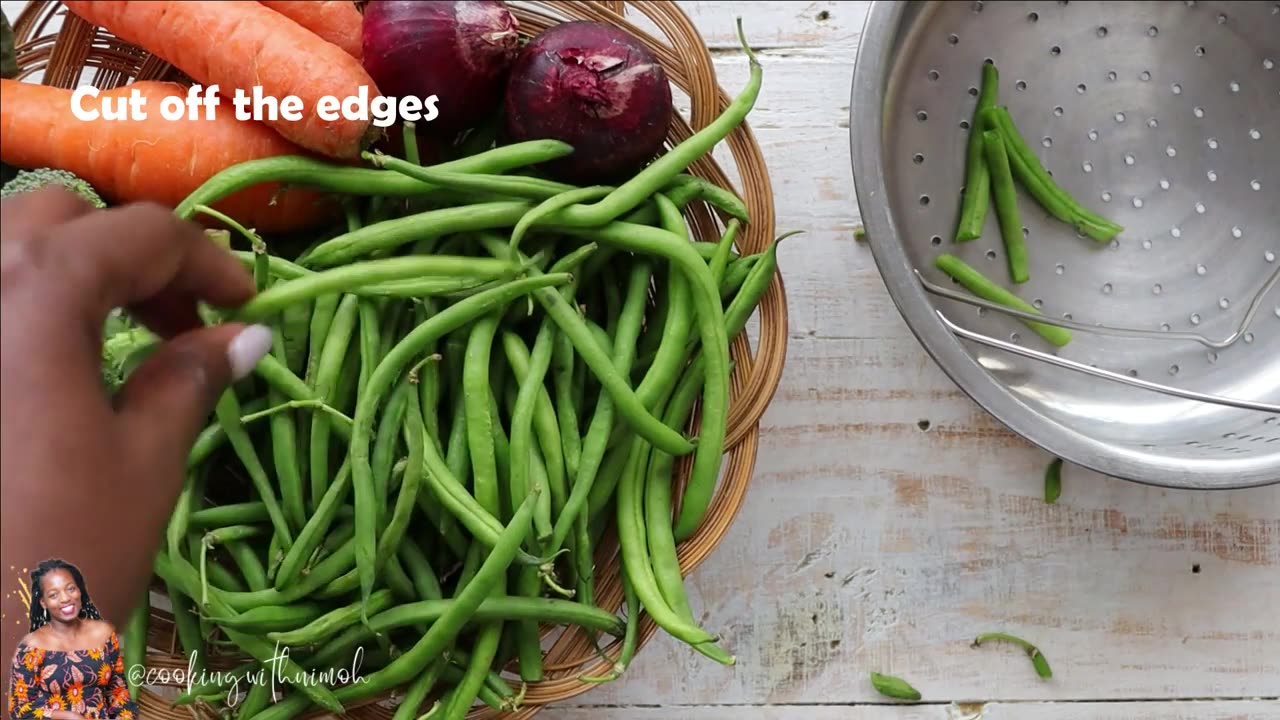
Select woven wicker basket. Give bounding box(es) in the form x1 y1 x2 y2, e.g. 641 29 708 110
10 1 788 717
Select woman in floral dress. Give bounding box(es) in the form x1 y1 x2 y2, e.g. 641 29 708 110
7 560 138 719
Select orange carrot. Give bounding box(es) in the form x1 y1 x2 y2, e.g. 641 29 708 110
0 79 327 233
258 1 364 61
62 0 381 160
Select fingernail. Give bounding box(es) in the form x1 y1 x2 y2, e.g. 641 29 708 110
227 325 273 381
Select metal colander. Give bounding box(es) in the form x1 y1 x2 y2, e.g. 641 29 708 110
850 0 1279 488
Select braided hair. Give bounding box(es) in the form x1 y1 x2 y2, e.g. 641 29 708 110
28 559 103 632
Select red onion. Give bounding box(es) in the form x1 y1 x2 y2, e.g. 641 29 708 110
362 0 520 137
504 21 673 184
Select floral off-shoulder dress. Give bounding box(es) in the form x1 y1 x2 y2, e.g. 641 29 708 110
8 632 139 719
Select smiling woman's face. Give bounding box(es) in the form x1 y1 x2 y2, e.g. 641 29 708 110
39 569 83 623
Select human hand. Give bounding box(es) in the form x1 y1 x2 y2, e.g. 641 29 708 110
0 188 272 689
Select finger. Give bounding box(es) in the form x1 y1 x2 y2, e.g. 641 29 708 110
0 186 97 240
128 288 205 340
114 323 273 468
52 202 256 324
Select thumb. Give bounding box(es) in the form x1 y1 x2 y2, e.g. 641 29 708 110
115 323 274 464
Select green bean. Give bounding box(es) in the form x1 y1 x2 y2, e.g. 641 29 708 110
985 106 1122 241
502 327 567 523
579 575 640 683
465 315 503 519
244 490 539 720
616 435 732 662
587 426 641 520
983 131 1029 284
205 601 327 633
369 151 574 198
386 554 419 602
309 294 360 509
663 174 751 225
720 255 759 301
371 379 410 513
552 329 583 481
511 185 613 257
187 397 267 469
417 299 444 442
723 235 788 340
398 534 443 601
354 278 571 595
707 219 741 286
935 254 1072 347
175 140 574 219
236 681 273 720
153 551 345 714
514 21 762 232
441 614 502 719
391 659 447 720
275 457 353 591
374 387 426 580
254 355 354 440
212 390 293 546
634 194 695 412
956 60 1001 242
266 325 306 533
121 591 147 700
870 671 924 701
225 539 269 592
972 632 1053 679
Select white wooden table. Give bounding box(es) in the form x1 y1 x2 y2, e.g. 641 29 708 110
3 1 1276 718
545 2 1280 718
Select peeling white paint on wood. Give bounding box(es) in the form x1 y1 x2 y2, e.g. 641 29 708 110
551 701 1280 719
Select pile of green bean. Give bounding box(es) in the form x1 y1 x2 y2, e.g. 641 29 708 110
141 20 780 720
943 60 1124 347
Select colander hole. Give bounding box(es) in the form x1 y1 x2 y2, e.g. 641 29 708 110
1106 70 1117 81
916 110 928 122
1225 432 1236 439
1102 282 1113 295
1115 112 1126 123
1185 0 1196 6
1160 178 1171 190
1244 332 1255 344
1195 202 1206 214
973 1 984 12
1265 59 1275 70
1166 145 1177 157
1042 136 1053 148
1191 313 1201 325
1088 129 1099 141
1014 80 1027 92
977 307 987 316
1033 298 1044 309
1219 297 1230 310
1054 106 1064 117
1229 80 1240 93
1102 191 1113 202
1097 26 1109 38
1207 137 1219 149
1148 26 1160 37
913 153 925 164
1022 226 1030 238
985 249 997 260
1076 83 1087 94
928 69 940 81
1207 170 1218 182
919 194 931 206
1161 322 1171 331
1153 283 1163 294
1250 129 1262 140
1051 45 1062 57
1028 11 1039 22
1266 418 1277 425
948 34 960 45
1194 106 1205 118
1171 82 1181 94
1143 239 1153 249
930 235 942 246
960 120 971 130
1111 239 1121 250
1217 12 1228 23
1055 263 1065 275
968 86 979 97
1232 226 1244 238
1124 152 1136 165
1147 117 1159 129
1196 263 1207 275
1251 179 1263 191
1140 70 1152 81
1128 369 1139 378
1010 332 1021 343
1194 45 1206 57
1082 161 1094 173
1063 312 1073 320
1132 196 1144 208
1265 251 1276 263
1207 350 1218 363
1169 365 1179 376
1171 226 1182 238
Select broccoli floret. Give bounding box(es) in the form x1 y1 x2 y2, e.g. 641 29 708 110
1 168 106 208
102 315 157 393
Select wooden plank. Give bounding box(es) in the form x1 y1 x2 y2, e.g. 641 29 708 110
548 700 1280 720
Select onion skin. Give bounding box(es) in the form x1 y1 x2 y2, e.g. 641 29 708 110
504 21 674 184
362 0 520 137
